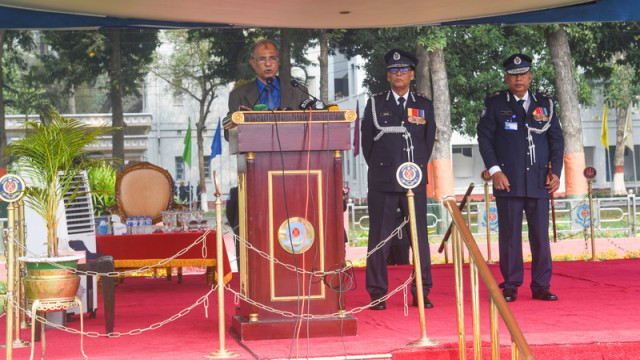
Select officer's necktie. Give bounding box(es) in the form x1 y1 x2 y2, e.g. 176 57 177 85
397 97 405 111
265 84 277 109
517 99 525 111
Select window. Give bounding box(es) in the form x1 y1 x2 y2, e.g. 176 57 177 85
203 156 211 179
175 157 185 180
452 146 473 178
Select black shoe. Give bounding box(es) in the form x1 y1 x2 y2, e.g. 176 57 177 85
502 288 517 302
370 295 386 310
412 296 434 308
532 289 558 301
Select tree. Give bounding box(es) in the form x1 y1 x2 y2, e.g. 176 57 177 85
545 24 588 198
569 22 640 194
42 29 159 167
0 30 35 169
153 30 228 197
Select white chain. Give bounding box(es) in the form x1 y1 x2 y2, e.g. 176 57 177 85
228 218 409 277
6 285 216 337
5 229 213 278
224 273 414 319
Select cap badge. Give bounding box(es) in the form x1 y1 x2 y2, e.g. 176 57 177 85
393 52 401 60
514 56 521 65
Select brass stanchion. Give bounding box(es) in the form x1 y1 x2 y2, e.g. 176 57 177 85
584 167 597 261
406 189 440 347
12 200 29 347
452 228 466 359
489 298 499 358
481 170 493 263
206 172 239 359
470 256 481 360
5 202 16 360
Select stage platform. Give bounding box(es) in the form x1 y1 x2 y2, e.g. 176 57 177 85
2 255 639 359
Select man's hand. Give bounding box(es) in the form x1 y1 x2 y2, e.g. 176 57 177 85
546 173 560 193
492 171 510 192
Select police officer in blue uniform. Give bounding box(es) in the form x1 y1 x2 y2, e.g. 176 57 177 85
361 49 436 310
477 54 564 302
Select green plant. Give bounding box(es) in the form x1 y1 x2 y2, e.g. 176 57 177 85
87 161 117 217
6 112 113 257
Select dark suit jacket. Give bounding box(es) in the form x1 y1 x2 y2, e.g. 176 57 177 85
361 90 436 193
477 90 564 199
224 76 309 122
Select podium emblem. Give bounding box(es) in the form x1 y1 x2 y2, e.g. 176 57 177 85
396 162 422 189
277 217 315 254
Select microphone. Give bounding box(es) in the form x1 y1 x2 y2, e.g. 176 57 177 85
252 77 274 109
290 79 327 110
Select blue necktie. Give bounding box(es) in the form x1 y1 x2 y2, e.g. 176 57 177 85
265 84 277 109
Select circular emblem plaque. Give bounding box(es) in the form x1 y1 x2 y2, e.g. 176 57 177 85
0 174 26 203
583 166 597 180
278 217 315 255
396 162 422 189
481 169 492 182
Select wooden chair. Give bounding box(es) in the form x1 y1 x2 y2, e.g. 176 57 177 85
112 162 182 224
111 162 183 281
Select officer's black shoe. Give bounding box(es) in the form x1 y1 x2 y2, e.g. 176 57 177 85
532 289 558 301
370 295 386 310
412 296 434 308
502 288 517 302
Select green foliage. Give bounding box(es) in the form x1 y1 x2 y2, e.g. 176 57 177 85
5 112 113 257
41 29 159 98
87 162 116 217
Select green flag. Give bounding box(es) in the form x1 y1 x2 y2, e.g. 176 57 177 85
183 118 192 168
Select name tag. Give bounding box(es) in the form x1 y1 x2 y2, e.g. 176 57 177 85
505 121 518 131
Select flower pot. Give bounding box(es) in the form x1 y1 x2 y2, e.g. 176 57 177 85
18 255 82 309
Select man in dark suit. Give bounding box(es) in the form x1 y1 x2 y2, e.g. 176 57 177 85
223 39 310 257
224 38 309 123
477 54 564 303
361 49 436 310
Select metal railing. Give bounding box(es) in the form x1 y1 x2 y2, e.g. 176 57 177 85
444 196 534 360
347 194 640 247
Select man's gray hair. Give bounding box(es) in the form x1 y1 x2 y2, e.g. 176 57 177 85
250 39 278 59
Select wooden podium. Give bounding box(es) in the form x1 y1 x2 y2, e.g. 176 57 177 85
228 110 358 340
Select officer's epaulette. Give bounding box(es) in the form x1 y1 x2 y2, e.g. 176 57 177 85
374 91 386 97
413 92 430 100
538 92 554 99
488 90 503 98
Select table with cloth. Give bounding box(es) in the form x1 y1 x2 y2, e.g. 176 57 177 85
96 230 232 285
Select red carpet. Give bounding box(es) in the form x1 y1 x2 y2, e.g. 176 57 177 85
2 259 640 359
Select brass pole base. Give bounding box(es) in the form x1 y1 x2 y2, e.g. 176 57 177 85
407 337 441 347
10 339 30 348
204 350 241 358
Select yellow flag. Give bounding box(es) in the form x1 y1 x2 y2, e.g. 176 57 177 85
601 103 609 150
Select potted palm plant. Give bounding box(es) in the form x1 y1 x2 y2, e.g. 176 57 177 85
5 112 113 303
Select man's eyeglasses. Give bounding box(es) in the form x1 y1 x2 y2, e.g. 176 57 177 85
389 67 410 74
256 56 278 64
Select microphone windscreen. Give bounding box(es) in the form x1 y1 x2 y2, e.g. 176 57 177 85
290 79 299 87
266 77 274 85
254 104 268 111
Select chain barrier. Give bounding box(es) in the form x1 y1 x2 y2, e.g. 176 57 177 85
5 285 216 338
224 273 414 320
5 229 212 278
1 217 417 339
226 219 409 277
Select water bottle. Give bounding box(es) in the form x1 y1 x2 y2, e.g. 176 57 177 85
98 218 108 235
146 216 152 234
132 216 139 235
126 216 133 235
